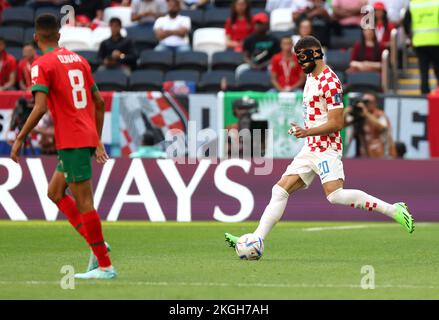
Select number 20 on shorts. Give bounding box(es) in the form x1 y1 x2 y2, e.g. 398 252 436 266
318 161 330 176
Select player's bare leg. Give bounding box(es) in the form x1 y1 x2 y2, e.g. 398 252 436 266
68 179 117 279
225 175 306 247
323 179 414 233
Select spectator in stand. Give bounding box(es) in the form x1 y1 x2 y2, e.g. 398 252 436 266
332 0 367 27
0 38 17 91
225 0 254 53
153 0 191 53
98 17 137 74
292 18 312 44
131 0 167 30
348 28 383 73
292 0 331 24
373 2 395 48
293 0 332 46
236 13 280 77
369 0 409 25
72 0 106 29
18 43 38 92
270 36 305 92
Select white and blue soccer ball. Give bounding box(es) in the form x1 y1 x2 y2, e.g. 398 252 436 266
235 233 264 260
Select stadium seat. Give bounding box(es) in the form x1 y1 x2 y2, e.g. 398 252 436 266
35 7 62 20
138 50 174 72
213 0 233 8
59 26 92 51
7 47 23 61
193 28 226 57
180 9 204 29
272 30 295 41
23 28 35 44
237 70 272 91
129 70 164 91
75 50 100 71
345 72 382 92
198 70 236 92
334 71 346 84
251 0 268 9
211 51 244 71
165 70 200 83
270 8 294 31
127 27 158 52
326 49 351 72
204 8 230 28
103 7 134 27
174 51 208 72
93 69 128 91
331 27 362 50
91 27 127 51
0 26 24 47
1 6 34 28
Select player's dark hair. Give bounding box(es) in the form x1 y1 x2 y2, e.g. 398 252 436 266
35 14 60 42
294 35 322 52
281 36 293 42
109 17 122 27
0 37 5 44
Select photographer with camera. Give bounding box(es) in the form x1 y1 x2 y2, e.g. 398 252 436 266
345 92 396 158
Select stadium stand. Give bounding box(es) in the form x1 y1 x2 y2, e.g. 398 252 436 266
0 26 24 47
211 51 244 71
198 70 236 92
237 69 271 91
180 9 204 30
126 27 158 52
345 72 382 92
59 26 92 51
326 49 351 72
174 51 208 72
103 7 134 28
76 50 100 71
165 69 201 83
330 27 362 50
192 28 226 57
270 8 294 31
1 6 34 28
204 8 230 28
138 50 174 72
93 69 129 91
6 46 22 61
128 70 164 91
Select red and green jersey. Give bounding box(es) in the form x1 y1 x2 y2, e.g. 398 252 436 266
31 47 99 150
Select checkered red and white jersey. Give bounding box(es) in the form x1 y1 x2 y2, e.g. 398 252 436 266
302 66 344 153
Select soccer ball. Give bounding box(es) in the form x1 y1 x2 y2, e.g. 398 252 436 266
235 234 264 260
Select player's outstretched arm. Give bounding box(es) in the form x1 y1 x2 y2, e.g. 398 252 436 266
10 92 48 163
290 108 344 139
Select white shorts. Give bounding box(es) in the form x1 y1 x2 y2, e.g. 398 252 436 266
282 147 345 188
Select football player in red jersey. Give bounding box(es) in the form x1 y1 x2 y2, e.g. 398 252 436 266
10 14 116 279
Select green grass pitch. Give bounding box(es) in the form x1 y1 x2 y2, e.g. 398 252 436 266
0 221 438 299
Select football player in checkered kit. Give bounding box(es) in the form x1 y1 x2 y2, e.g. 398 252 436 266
225 36 414 248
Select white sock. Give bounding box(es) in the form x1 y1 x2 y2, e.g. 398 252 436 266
327 188 397 219
254 185 290 239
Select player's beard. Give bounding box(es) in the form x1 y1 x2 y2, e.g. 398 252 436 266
302 61 316 74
